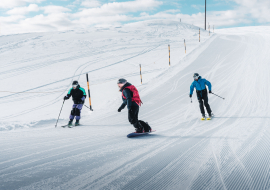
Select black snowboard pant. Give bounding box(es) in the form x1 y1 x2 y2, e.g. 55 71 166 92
128 104 141 129
197 89 212 115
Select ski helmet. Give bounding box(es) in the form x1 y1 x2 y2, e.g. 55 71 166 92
72 80 79 87
117 78 127 84
193 73 199 79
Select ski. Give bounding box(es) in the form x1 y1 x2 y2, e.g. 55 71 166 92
201 117 206 120
61 125 74 128
127 130 156 138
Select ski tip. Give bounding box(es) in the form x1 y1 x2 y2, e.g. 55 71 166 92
201 118 206 120
207 118 211 120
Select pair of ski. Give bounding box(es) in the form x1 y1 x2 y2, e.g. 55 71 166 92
61 124 80 128
201 116 213 120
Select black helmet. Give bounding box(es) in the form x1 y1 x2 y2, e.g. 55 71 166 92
117 78 127 84
72 80 79 86
193 73 199 79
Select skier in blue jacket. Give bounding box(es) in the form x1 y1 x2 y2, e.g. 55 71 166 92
189 73 213 118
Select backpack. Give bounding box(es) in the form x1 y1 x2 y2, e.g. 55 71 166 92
122 85 142 106
139 120 151 132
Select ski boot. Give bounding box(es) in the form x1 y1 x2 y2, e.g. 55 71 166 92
68 120 73 128
207 112 214 120
75 120 80 126
201 114 206 120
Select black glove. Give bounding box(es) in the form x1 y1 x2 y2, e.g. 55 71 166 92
118 108 122 112
209 91 212 93
189 94 192 98
64 96 69 100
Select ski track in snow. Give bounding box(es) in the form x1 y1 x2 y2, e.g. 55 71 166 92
1 21 270 189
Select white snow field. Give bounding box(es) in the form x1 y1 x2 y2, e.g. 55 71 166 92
1 20 270 189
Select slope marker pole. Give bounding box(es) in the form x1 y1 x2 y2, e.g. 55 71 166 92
199 28 200 42
168 44 170 66
86 73 93 111
184 39 186 54
140 64 142 84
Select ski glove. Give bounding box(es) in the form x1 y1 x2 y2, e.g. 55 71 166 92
64 96 69 100
189 94 192 98
209 91 212 93
118 108 122 112
81 96 86 101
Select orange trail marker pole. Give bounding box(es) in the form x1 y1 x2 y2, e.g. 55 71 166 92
86 73 93 111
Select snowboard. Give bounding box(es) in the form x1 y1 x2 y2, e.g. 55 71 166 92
127 130 156 138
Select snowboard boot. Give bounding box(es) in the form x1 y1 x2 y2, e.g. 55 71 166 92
75 120 80 126
135 127 143 133
147 122 152 132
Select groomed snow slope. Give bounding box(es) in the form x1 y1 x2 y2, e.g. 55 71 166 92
1 22 270 189
0 20 207 130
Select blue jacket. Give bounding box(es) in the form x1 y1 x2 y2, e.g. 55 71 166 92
190 76 211 95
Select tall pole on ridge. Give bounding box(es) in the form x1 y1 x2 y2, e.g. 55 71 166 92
205 0 206 30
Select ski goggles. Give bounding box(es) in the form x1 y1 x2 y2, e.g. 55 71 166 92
193 75 199 79
72 84 78 88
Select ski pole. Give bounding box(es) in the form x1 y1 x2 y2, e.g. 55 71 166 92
84 105 90 109
190 97 192 103
55 100 65 128
211 92 225 100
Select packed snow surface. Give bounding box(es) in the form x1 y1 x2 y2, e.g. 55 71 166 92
1 20 270 189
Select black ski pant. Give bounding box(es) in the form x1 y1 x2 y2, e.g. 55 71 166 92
128 104 141 129
197 89 212 115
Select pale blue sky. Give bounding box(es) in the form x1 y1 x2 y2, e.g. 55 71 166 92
0 0 269 35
